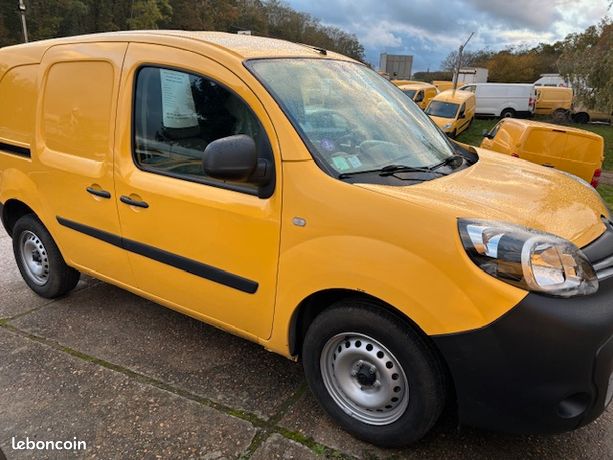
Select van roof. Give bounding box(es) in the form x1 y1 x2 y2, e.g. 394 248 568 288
397 82 436 90
500 118 602 139
432 89 474 103
0 30 354 71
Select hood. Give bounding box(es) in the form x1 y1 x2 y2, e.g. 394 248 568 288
358 149 609 248
429 115 454 130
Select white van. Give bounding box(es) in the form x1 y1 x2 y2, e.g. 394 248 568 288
459 83 536 118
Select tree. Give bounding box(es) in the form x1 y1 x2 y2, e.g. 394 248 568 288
558 19 613 112
127 0 172 30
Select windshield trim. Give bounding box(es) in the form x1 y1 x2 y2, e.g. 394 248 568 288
244 57 458 179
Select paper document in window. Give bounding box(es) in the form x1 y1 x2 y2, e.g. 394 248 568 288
160 69 199 129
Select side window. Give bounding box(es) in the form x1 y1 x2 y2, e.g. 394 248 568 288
488 121 503 139
133 66 271 193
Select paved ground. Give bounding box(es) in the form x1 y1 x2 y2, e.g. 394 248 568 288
0 231 611 459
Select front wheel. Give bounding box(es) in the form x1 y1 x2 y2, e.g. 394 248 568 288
302 300 446 447
12 214 80 298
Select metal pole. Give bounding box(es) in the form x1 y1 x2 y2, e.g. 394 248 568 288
453 32 474 92
18 0 29 43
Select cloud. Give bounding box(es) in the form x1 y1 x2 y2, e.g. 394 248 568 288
286 0 609 71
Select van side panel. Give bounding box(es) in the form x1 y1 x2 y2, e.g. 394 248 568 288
33 42 135 285
0 65 37 147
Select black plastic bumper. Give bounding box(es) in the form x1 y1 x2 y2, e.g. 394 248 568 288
433 276 613 433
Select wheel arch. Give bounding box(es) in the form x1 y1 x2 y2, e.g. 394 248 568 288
1 198 37 237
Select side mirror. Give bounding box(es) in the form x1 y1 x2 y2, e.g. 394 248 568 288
459 112 466 119
203 135 271 185
415 92 424 103
482 129 492 139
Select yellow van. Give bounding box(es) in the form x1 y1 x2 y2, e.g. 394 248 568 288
397 82 439 109
535 86 572 119
1 32 612 448
432 80 454 92
425 89 475 137
481 118 604 187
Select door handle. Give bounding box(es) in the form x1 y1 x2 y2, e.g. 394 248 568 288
86 186 111 199
120 195 149 209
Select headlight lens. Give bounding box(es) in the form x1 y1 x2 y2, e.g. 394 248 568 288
459 219 598 297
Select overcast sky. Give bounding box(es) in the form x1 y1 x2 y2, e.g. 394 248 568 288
286 0 610 72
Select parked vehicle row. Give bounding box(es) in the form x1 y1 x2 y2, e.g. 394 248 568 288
0 32 612 449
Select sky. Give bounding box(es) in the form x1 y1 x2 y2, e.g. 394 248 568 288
286 0 610 72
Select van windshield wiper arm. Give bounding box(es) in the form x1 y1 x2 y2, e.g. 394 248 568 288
338 164 449 179
429 154 465 171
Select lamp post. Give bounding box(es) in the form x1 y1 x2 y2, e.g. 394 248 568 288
453 32 474 92
18 0 29 43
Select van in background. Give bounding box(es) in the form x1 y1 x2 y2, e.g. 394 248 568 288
459 83 536 118
425 89 475 138
481 118 604 187
397 82 439 109
432 80 454 92
535 87 573 120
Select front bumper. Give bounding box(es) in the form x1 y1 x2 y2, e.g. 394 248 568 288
433 275 613 434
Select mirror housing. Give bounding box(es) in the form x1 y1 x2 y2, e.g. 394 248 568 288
414 92 424 103
203 135 271 185
482 129 492 139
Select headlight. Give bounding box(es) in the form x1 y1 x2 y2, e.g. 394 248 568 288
458 219 598 297
443 123 452 130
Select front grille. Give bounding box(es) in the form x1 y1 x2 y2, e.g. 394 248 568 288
583 218 613 282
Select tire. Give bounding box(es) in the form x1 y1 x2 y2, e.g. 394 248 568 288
573 112 589 124
500 108 515 118
552 109 569 123
12 214 80 298
302 299 446 448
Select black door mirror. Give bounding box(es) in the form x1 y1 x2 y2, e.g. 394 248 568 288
482 129 492 139
415 92 424 103
203 135 270 184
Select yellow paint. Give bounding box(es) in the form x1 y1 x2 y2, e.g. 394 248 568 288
535 86 572 115
0 32 609 360
480 118 604 184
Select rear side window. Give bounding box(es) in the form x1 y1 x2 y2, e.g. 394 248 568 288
133 66 271 194
43 61 114 160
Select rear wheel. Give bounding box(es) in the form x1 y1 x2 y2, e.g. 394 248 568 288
302 300 446 448
12 214 80 298
500 108 515 118
552 109 569 123
573 112 589 124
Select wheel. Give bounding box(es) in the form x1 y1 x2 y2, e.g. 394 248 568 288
573 112 589 124
552 109 569 123
500 108 515 118
12 214 80 298
302 299 446 448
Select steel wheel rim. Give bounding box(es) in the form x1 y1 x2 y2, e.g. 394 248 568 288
19 231 50 286
320 332 409 425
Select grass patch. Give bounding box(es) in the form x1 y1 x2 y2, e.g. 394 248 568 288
598 184 613 210
456 116 613 171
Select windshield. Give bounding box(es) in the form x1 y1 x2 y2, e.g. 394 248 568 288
425 101 459 119
402 89 417 99
247 59 455 175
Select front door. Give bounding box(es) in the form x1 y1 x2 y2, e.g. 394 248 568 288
113 44 282 339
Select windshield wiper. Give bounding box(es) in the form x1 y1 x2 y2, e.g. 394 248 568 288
429 154 465 171
338 164 449 179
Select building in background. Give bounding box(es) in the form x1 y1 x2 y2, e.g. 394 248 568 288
457 67 488 84
379 53 413 80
